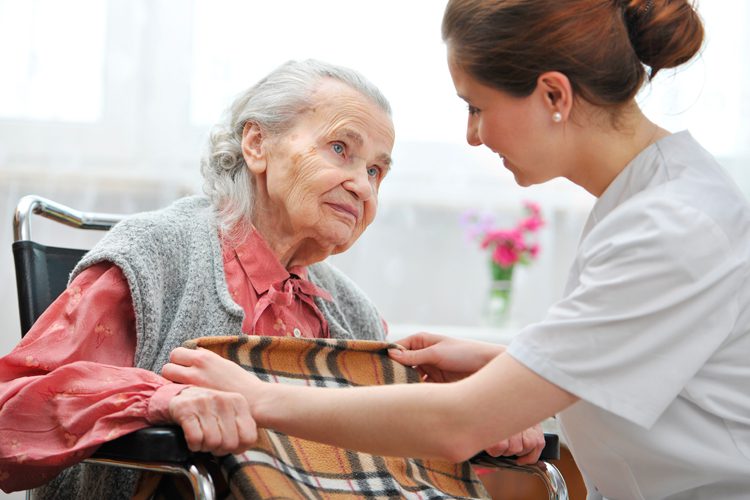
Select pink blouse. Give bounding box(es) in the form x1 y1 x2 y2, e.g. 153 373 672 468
0 229 338 492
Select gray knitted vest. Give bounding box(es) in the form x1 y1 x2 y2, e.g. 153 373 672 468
34 196 386 499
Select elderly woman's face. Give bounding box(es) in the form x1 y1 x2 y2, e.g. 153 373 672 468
245 79 395 262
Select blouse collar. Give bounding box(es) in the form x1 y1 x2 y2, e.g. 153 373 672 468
223 227 332 301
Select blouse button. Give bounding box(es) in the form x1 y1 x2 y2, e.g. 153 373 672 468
293 328 302 338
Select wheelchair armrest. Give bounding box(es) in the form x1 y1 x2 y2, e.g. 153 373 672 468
93 425 193 463
469 432 560 467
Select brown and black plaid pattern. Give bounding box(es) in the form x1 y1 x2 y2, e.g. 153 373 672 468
183 335 489 499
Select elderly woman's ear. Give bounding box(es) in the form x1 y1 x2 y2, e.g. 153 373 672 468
241 122 268 174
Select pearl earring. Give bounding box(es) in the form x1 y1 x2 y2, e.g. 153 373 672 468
552 112 562 123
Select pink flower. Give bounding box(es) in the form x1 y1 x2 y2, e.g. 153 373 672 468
493 244 519 267
524 200 542 217
461 201 544 270
460 210 496 242
481 229 523 249
518 215 544 232
528 243 540 258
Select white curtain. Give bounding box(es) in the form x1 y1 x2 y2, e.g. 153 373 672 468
1 0 748 372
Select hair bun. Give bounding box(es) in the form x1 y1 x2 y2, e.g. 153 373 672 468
622 0 654 27
621 0 704 78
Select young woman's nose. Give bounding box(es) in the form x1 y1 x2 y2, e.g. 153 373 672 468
466 117 482 147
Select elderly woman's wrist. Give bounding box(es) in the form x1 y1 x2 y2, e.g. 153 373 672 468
149 383 192 423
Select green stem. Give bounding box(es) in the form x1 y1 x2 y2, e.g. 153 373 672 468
490 261 514 282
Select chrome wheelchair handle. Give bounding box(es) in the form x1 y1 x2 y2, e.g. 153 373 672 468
13 195 126 242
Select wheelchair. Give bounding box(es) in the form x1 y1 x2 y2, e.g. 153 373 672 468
11 194 568 499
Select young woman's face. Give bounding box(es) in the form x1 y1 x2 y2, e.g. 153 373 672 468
447 56 562 187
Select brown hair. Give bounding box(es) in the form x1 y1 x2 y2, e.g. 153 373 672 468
442 0 704 107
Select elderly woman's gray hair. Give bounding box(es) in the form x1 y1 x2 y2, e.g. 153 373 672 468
201 59 392 237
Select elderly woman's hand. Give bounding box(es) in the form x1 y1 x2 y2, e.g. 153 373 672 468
168 386 257 455
483 423 546 465
162 347 266 454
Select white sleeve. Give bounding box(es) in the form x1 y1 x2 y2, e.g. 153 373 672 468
507 196 742 428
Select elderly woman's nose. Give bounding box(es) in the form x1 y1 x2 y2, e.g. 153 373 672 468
343 166 374 200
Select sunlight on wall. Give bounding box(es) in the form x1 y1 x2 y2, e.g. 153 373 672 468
0 0 106 122
190 0 465 145
640 0 748 159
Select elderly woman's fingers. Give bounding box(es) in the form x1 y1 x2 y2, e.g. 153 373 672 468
505 433 526 456
199 411 223 453
484 439 510 457
169 386 257 455
514 425 546 465
228 396 258 455
484 424 545 464
485 434 523 457
179 413 204 452
212 393 257 455
169 388 212 452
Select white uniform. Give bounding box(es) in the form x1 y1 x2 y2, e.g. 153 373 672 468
507 131 750 499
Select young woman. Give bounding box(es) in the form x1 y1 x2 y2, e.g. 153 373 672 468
164 1 750 498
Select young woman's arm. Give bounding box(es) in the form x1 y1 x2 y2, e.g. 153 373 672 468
163 345 577 462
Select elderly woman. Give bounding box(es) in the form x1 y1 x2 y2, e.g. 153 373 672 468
0 59 395 496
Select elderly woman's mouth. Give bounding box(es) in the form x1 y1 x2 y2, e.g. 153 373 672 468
326 202 360 221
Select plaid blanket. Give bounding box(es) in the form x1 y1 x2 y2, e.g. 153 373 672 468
183 335 489 500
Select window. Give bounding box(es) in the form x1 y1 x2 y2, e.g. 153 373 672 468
1 0 746 192
0 0 106 122
0 0 748 328
640 0 748 162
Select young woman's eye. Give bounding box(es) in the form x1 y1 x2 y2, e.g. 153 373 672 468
467 104 480 116
367 166 381 178
331 142 345 156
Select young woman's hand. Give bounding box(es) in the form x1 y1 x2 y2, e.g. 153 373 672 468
388 332 505 383
162 346 261 395
168 386 257 455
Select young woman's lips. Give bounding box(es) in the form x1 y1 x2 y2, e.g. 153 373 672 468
501 156 513 170
494 151 508 167
327 202 359 221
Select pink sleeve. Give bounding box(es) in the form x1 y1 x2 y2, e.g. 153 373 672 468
0 263 188 492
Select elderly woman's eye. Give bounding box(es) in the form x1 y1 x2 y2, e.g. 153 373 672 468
367 166 381 178
331 143 345 156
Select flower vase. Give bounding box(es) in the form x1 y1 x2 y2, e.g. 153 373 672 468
482 263 514 327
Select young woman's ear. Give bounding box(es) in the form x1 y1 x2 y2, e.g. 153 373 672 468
241 122 268 174
536 71 573 122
